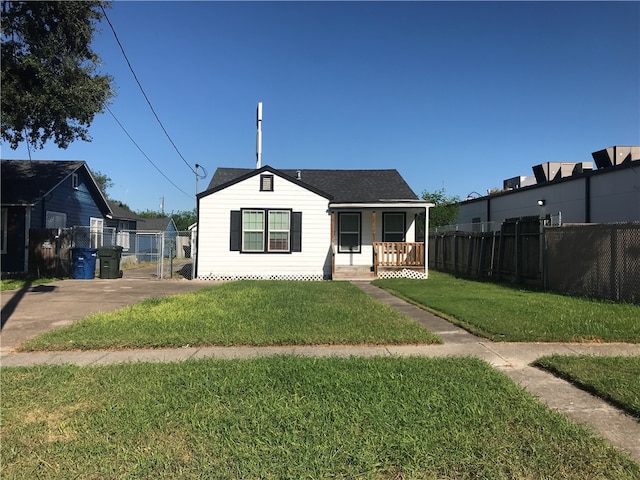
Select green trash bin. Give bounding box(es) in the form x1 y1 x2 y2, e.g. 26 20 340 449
97 246 124 279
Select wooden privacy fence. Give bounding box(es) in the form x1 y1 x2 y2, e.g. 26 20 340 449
429 217 543 285
29 228 74 277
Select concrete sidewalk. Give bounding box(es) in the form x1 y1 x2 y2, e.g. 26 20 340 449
1 277 639 463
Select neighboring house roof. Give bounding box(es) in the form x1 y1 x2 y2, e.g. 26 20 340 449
137 217 176 232
1 159 111 213
203 165 419 203
108 201 141 222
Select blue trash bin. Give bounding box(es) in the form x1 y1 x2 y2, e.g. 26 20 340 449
71 248 98 279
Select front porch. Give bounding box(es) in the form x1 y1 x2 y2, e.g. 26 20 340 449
331 241 427 280
329 204 431 281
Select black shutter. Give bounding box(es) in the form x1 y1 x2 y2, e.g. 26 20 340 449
230 210 241 251
291 211 302 252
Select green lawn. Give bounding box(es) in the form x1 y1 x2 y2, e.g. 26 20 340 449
2 356 638 479
373 272 640 342
535 355 640 419
0 276 59 291
19 281 440 351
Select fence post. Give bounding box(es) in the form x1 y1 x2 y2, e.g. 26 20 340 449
466 234 473 276
496 229 504 280
540 218 547 290
453 233 459 276
515 220 521 283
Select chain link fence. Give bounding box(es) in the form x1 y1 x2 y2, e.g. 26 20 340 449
545 222 640 304
29 227 195 279
429 217 640 304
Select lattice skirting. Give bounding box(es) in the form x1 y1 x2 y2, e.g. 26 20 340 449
377 269 428 280
197 273 330 281
197 270 426 281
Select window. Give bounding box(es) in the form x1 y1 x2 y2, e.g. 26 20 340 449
268 210 290 251
242 210 265 251
383 213 405 242
338 212 361 253
71 173 79 189
1 208 7 254
90 217 104 248
231 209 301 253
46 211 67 228
260 174 274 191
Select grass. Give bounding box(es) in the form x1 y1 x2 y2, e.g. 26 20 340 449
2 356 638 479
0 276 59 291
373 272 640 342
534 355 640 419
18 281 440 351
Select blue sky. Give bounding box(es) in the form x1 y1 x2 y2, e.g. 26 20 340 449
4 1 639 214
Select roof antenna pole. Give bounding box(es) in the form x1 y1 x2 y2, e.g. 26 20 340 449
256 101 263 169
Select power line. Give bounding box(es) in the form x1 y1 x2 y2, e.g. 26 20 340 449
106 106 192 199
100 5 196 175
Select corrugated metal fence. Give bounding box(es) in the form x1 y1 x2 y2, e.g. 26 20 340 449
429 219 640 304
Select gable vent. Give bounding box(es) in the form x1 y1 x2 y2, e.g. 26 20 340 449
260 174 273 191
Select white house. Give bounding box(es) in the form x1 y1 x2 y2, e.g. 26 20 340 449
195 165 433 280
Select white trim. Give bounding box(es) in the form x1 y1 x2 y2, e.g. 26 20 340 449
330 202 434 209
90 217 104 248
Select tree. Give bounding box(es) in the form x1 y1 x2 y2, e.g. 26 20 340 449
1 1 114 150
90 169 113 199
421 188 461 228
169 210 197 231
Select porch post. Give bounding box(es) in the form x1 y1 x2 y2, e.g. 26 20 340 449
372 210 377 276
423 206 428 277
371 210 376 243
330 210 335 279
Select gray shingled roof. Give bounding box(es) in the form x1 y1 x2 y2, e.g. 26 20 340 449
137 217 176 232
108 201 141 221
1 159 85 205
205 166 419 203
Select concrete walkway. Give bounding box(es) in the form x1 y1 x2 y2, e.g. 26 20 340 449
1 277 639 463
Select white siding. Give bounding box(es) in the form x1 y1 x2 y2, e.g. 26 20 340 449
334 211 372 267
197 173 331 279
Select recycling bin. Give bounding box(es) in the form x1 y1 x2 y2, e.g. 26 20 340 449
71 248 98 279
97 246 124 279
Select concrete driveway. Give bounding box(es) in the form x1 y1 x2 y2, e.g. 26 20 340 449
0 262 211 353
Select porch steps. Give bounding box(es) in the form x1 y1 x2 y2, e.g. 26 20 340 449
332 266 376 281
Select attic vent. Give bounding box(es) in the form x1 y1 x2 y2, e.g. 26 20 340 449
296 170 302 180
260 174 273 191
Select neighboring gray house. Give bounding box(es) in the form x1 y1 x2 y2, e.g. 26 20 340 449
195 165 433 280
453 146 640 231
135 217 178 261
